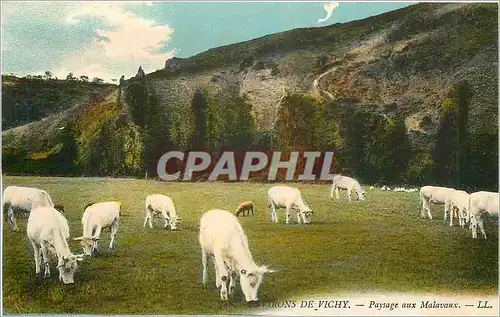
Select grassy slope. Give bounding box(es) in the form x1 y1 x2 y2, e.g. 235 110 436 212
2 176 497 314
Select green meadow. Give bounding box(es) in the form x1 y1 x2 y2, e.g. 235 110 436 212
2 176 498 314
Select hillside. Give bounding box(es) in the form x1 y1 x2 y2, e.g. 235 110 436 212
2 2 498 190
1 75 116 130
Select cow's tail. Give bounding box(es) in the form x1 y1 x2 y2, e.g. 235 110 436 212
419 188 424 215
2 202 9 224
117 201 123 216
467 195 473 227
2 189 11 223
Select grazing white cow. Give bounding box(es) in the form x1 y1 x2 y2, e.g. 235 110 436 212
27 206 84 284
267 186 313 224
2 186 64 232
74 201 121 257
330 175 365 201
199 209 275 304
444 190 470 227
143 194 181 230
419 186 456 219
405 188 418 193
469 191 499 239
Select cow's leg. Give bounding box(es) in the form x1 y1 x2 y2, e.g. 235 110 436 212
285 205 291 224
444 201 450 224
7 205 19 232
201 250 208 286
251 206 254 215
449 204 455 227
457 207 464 227
329 185 335 199
92 227 102 256
347 189 352 202
425 199 433 219
30 240 42 275
228 269 237 296
477 216 487 239
109 218 118 249
149 212 155 228
227 259 236 296
143 207 153 228
420 196 427 218
269 201 278 223
335 186 340 199
3 203 13 231
213 256 221 288
162 212 170 229
92 240 100 256
461 208 469 228
214 253 229 301
40 243 51 278
471 215 479 239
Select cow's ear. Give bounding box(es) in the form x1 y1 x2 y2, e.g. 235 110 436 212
258 265 277 274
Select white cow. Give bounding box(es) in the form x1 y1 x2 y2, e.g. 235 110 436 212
27 206 84 284
143 194 181 230
330 175 365 201
74 201 121 257
444 190 470 227
419 186 456 219
199 209 275 304
267 186 313 224
3 186 60 231
469 191 499 239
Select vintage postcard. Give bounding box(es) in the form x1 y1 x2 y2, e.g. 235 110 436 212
1 0 498 316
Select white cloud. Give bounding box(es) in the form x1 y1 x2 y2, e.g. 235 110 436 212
317 1 339 24
2 2 175 82
61 3 175 81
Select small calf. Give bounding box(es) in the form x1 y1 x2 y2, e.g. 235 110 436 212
235 201 254 217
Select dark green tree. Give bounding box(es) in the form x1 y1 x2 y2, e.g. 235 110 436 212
190 89 208 150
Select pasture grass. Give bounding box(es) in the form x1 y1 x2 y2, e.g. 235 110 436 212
2 176 498 314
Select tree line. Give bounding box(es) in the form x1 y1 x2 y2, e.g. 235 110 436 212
3 72 110 84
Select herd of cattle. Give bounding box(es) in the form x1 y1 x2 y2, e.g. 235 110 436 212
2 175 499 304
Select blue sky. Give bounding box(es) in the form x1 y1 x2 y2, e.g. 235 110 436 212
1 1 415 82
